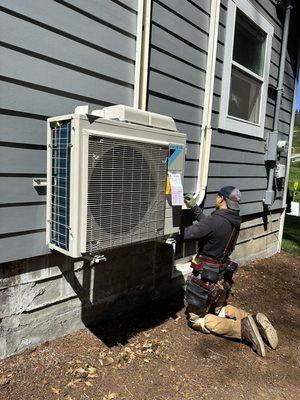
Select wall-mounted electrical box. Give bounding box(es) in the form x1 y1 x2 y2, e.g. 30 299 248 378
275 163 286 179
265 132 278 162
265 133 288 162
46 105 186 258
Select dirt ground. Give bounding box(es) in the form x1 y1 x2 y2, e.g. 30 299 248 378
0 252 299 400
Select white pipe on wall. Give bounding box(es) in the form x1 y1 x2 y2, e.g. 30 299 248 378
133 0 152 110
194 0 221 204
135 0 220 199
133 0 145 109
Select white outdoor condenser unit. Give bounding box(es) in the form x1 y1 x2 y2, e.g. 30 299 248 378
46 105 186 258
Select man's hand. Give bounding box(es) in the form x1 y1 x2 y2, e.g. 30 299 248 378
184 194 197 208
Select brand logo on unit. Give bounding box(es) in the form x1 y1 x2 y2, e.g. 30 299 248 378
168 144 183 167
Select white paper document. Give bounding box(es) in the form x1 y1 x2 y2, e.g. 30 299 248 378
169 172 184 206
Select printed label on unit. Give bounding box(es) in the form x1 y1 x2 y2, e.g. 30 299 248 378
169 172 184 206
168 144 183 167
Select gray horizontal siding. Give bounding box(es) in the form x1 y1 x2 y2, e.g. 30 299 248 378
152 0 209 46
0 47 133 105
116 0 138 11
148 94 203 125
174 122 201 143
211 131 265 153
0 231 49 264
147 0 211 193
266 101 292 121
0 13 135 85
0 0 138 263
209 147 265 165
0 177 46 204
265 116 291 136
0 1 137 59
209 0 297 216
0 146 46 174
207 176 267 192
0 115 46 145
0 205 45 235
186 142 201 160
185 162 267 178
0 80 111 117
184 177 268 194
150 48 206 86
151 22 207 70
209 163 266 177
160 0 210 30
148 70 204 108
58 0 138 35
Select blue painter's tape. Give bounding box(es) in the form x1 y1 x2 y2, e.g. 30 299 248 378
168 144 183 167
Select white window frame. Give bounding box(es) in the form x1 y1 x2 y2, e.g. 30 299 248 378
219 0 274 138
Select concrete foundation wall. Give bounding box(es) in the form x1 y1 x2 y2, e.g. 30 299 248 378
0 241 181 359
233 212 281 264
0 212 281 360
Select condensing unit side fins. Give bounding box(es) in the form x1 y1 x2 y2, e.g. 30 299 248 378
48 120 72 252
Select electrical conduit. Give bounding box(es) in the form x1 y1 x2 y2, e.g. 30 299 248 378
265 0 293 206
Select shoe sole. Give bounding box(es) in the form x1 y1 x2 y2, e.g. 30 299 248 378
256 313 278 349
247 316 266 357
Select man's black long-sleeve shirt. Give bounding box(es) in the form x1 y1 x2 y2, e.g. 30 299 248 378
183 206 242 260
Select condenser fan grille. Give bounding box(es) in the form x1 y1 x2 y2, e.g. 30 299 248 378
50 121 71 250
86 135 168 253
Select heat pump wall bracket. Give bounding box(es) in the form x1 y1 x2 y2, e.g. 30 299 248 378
83 254 107 266
33 178 47 187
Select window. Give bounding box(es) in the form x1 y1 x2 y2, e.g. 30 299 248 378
219 0 274 137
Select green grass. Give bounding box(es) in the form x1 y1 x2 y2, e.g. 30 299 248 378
282 215 300 257
288 123 300 202
289 161 300 202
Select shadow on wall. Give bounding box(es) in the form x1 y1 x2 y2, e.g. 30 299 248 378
0 240 186 357
58 240 186 343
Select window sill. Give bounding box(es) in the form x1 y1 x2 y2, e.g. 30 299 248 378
219 114 264 138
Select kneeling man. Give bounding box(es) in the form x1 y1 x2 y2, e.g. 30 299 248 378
183 187 278 357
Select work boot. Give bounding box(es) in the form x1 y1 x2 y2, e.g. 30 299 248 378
241 315 265 357
254 313 278 349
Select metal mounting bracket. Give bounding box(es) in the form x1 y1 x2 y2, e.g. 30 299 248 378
33 178 47 187
83 254 107 266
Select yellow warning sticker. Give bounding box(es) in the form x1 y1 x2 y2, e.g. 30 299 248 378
165 175 171 195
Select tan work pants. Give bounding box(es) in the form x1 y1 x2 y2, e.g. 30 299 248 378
188 305 250 339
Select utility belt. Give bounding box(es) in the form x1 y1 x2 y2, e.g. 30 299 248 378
185 255 238 313
190 255 238 283
190 255 225 282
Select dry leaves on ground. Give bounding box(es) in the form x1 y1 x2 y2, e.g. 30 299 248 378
0 376 11 389
103 391 118 400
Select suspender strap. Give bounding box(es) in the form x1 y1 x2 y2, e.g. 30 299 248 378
221 227 239 262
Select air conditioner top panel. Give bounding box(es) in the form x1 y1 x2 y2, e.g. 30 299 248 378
48 106 177 132
94 105 177 132
48 119 185 148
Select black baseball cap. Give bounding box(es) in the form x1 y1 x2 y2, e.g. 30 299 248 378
219 186 241 210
